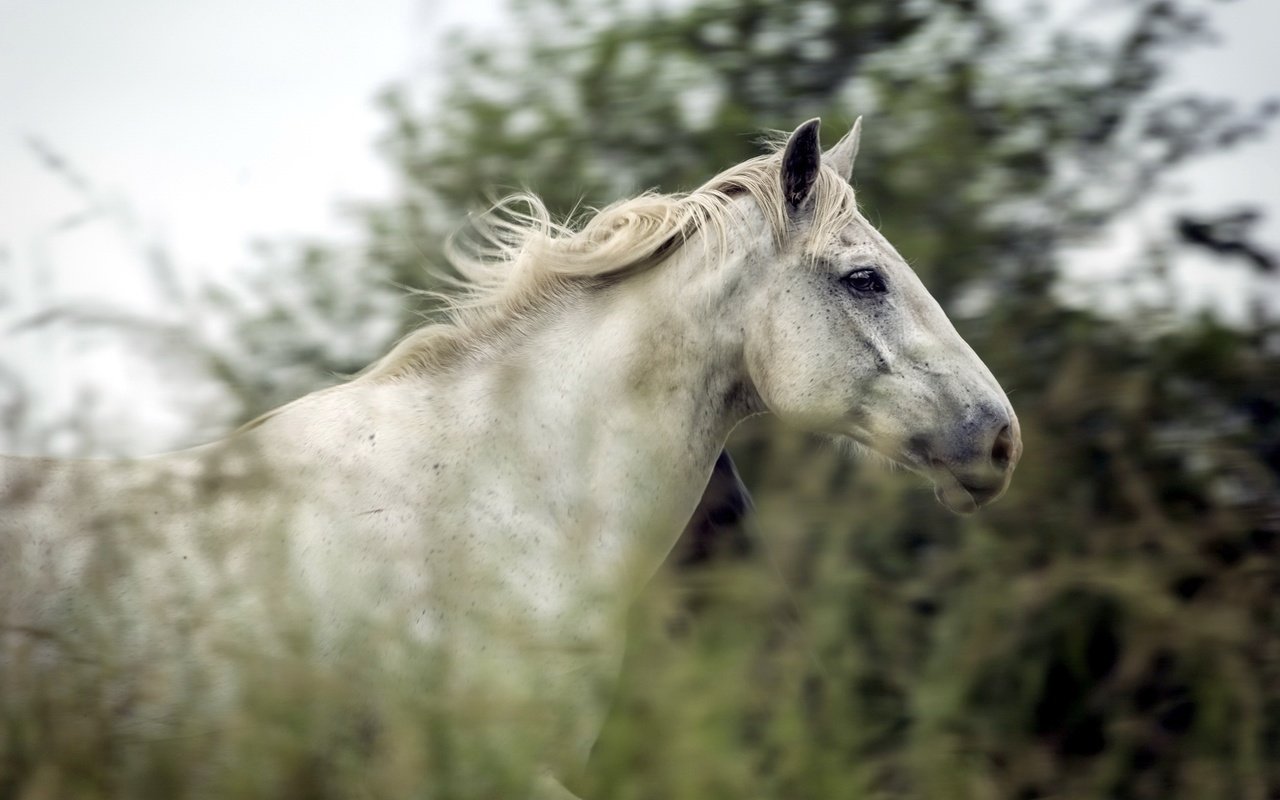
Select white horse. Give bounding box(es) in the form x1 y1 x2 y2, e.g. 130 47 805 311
0 118 1020 797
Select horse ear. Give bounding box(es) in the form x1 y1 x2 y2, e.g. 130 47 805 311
824 116 862 182
781 118 822 211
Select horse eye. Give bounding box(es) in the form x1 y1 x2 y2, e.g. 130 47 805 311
842 268 886 294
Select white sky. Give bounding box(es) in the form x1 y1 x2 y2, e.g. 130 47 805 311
0 0 501 452
0 0 504 306
1055 0 1280 320
0 0 1277 453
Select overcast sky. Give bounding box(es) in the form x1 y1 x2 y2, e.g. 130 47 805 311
1061 0 1280 320
0 0 1277 453
0 0 502 451
0 0 502 308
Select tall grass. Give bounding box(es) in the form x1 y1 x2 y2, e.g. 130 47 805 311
2 412 1276 799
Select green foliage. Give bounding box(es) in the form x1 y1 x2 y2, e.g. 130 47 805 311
1 596 545 799
360 1 1279 797
370 0 1276 308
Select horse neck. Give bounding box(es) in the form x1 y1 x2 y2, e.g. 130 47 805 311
430 202 770 590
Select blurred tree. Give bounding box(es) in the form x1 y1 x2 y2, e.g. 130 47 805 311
367 0 1276 305
329 1 1278 798
156 0 1279 426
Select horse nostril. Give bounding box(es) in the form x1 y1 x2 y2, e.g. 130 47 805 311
991 424 1013 469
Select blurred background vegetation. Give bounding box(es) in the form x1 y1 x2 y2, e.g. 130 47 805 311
3 0 1280 797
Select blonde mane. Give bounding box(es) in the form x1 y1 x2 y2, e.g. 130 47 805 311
362 145 858 381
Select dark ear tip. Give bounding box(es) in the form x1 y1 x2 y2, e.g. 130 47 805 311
792 118 821 144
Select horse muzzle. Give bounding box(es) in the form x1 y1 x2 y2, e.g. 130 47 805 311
912 406 1021 515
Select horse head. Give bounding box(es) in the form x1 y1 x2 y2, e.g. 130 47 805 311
740 118 1021 513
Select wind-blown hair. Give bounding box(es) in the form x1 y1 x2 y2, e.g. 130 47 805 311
362 143 858 381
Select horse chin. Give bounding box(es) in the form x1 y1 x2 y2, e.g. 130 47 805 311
933 477 979 515
879 441 981 515
840 433 980 515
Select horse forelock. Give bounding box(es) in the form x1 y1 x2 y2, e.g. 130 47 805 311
361 146 859 382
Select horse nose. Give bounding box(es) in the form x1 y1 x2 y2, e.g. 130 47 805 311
952 410 1019 506
990 424 1014 470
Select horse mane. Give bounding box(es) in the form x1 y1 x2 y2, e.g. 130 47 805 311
360 141 858 381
